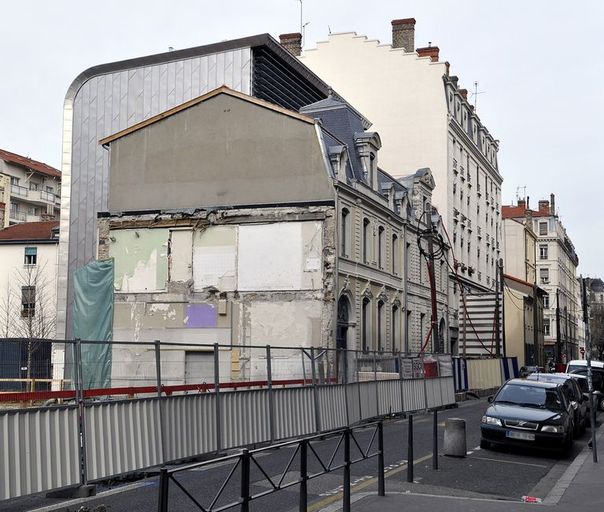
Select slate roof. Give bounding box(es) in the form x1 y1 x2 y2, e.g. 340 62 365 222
0 148 61 179
301 98 371 183
0 221 59 242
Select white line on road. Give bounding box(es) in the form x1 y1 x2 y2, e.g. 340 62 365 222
469 455 548 468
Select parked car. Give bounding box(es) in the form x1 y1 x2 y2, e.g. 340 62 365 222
519 366 546 378
480 378 574 453
525 373 587 436
566 360 604 411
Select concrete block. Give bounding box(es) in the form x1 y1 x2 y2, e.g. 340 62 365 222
443 417 466 457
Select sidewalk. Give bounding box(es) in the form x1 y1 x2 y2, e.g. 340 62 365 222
333 422 604 512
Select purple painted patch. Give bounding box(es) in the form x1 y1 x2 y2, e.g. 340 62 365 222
185 304 217 328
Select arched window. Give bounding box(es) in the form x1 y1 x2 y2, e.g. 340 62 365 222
378 226 385 268
363 218 370 264
392 235 398 275
362 297 371 352
341 208 350 256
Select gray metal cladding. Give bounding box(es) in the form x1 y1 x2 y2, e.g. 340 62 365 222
57 48 253 338
376 380 402 416
0 407 80 500
220 389 271 448
84 399 162 481
273 387 315 439
162 394 217 462
317 385 348 431
401 379 426 412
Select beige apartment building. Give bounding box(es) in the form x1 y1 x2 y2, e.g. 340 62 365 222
0 149 61 228
289 19 503 353
503 195 580 363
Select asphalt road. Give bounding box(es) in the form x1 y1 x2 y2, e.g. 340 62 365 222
8 398 597 512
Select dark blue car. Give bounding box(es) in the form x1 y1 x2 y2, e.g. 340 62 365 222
480 379 574 453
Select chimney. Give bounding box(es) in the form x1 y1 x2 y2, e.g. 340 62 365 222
279 33 302 56
538 200 550 214
517 198 526 209
416 45 439 62
459 88 468 100
550 193 556 215
391 18 416 51
527 196 530 209
0 202 4 228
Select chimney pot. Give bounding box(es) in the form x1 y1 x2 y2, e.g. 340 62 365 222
538 200 550 214
416 45 440 62
391 18 416 51
279 32 302 56
550 193 556 215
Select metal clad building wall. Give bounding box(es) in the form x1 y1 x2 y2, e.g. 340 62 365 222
58 48 252 338
221 389 271 448
317 385 348 431
85 399 162 481
0 407 80 500
163 394 217 462
273 387 315 439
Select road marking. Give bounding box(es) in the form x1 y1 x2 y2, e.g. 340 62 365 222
468 455 548 468
308 453 433 512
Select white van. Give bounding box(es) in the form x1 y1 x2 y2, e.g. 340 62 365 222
566 360 604 411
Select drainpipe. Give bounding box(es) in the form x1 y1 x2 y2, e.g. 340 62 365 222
403 221 409 353
334 183 340 351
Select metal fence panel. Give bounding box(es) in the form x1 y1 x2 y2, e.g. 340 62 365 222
220 389 271 448
358 381 379 420
440 377 456 405
377 379 402 416
163 394 217 462
425 378 442 409
85 399 162 481
0 407 80 500
346 383 362 425
273 387 315 439
317 384 347 431
401 379 426 412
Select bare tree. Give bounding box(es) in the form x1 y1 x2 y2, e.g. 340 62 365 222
0 262 55 380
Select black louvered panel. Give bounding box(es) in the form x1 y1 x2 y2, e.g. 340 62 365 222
252 47 326 111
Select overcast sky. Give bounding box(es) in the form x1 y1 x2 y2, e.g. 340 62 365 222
1 0 602 274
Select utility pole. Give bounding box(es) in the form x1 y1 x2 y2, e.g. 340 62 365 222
556 289 561 366
426 204 439 353
494 260 501 357
581 277 597 462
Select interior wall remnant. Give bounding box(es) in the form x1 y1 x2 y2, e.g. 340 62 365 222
193 226 237 291
169 229 193 283
238 222 322 291
109 229 169 292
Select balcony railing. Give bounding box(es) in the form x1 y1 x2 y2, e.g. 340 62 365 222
11 184 28 197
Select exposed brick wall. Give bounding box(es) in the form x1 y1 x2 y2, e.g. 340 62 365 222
417 46 440 62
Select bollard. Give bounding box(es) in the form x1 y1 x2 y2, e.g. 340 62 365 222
443 418 467 457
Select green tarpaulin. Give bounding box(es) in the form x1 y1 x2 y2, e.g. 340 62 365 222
73 259 114 389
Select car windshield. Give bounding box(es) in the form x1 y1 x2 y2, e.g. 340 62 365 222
495 384 563 411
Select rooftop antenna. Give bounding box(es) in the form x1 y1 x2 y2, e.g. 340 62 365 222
470 81 486 110
515 186 526 203
168 46 174 52
303 21 310 45
328 25 332 34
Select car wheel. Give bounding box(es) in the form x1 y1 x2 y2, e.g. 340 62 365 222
480 438 490 450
